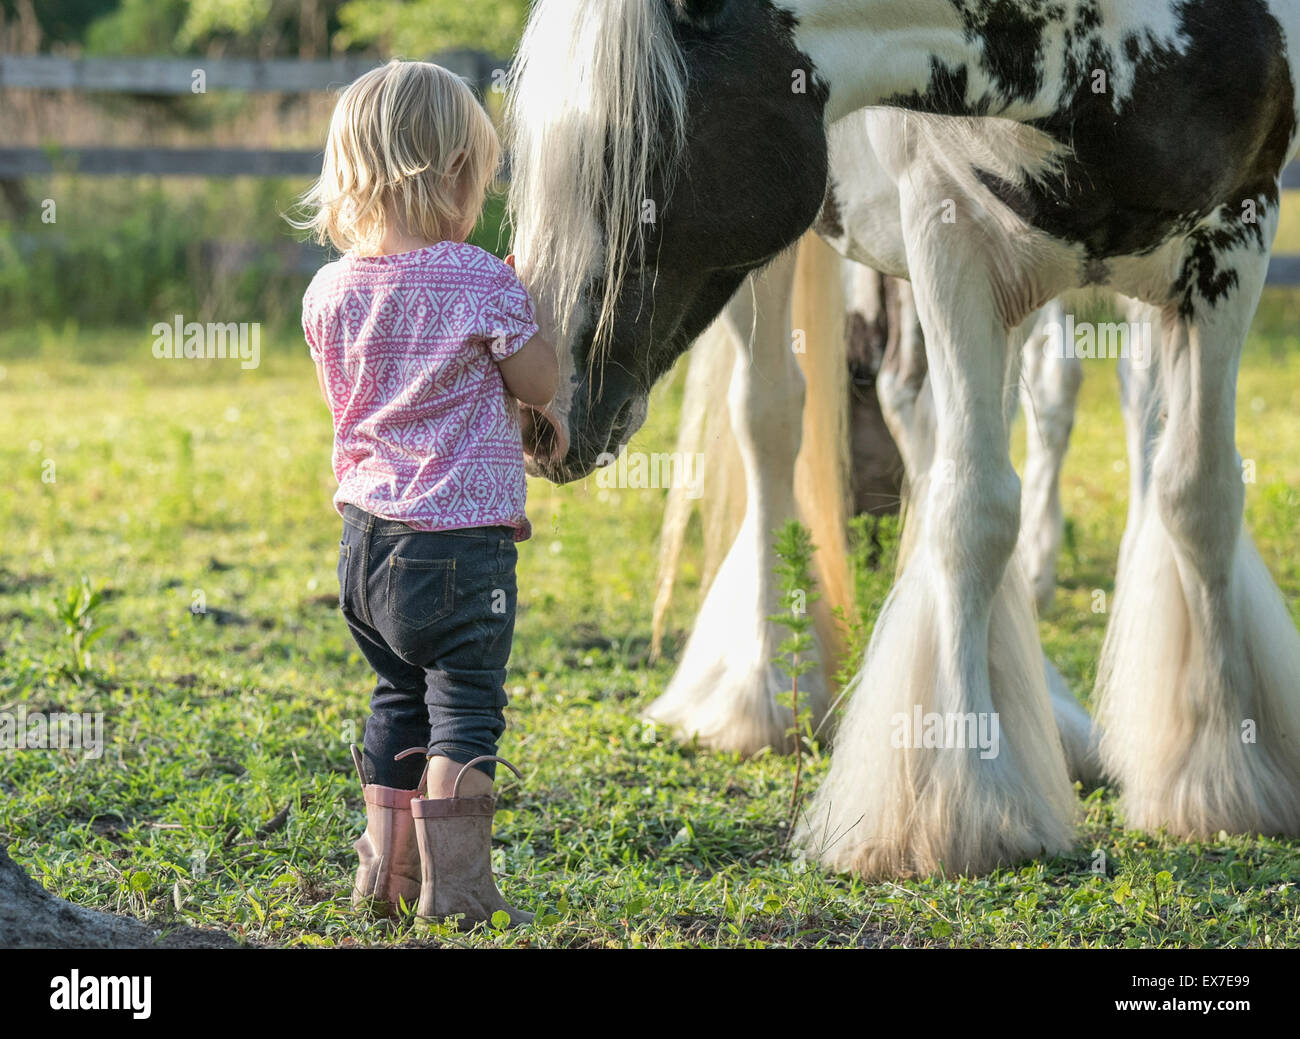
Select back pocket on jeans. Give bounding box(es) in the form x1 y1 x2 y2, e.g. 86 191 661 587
387 556 455 629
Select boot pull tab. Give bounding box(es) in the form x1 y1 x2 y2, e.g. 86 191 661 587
454 756 524 799
394 746 432 792
349 743 367 787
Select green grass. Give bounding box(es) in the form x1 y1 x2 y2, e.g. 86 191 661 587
0 304 1297 949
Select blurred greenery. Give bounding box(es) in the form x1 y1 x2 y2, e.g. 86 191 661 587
3 0 518 57
0 0 519 329
0 179 509 328
335 0 526 57
84 0 188 55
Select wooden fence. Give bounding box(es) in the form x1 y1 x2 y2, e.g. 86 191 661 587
0 51 499 94
3 53 1300 284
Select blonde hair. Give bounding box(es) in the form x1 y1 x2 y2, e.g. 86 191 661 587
294 59 500 255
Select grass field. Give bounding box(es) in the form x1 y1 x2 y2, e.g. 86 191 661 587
0 296 1298 949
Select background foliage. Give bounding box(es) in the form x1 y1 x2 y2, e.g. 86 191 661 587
1 0 523 56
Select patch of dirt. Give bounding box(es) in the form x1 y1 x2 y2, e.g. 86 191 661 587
0 843 242 949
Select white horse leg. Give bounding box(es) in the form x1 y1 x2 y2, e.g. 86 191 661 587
1044 658 1102 787
1044 296 1164 790
1115 296 1164 574
1009 302 1099 784
644 249 829 755
1045 295 1174 789
1098 214 1300 835
877 291 1099 785
874 279 935 489
799 209 1076 878
1017 299 1083 613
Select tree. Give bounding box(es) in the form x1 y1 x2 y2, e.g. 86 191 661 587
84 0 194 56
1 0 115 51
335 0 526 58
83 0 347 58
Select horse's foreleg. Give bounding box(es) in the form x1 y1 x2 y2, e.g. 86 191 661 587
799 200 1077 878
645 248 830 755
1098 208 1300 834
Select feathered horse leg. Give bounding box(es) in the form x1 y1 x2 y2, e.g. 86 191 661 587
645 246 835 755
1097 207 1300 835
799 174 1077 878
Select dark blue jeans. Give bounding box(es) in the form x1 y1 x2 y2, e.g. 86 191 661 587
338 504 518 788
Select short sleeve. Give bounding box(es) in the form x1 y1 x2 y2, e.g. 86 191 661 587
484 266 540 361
302 283 322 362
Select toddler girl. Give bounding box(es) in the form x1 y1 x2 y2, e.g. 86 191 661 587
297 59 556 929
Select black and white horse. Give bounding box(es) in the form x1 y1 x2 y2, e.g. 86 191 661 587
507 0 1300 878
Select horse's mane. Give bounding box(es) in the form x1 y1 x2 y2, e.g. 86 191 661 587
505 0 688 357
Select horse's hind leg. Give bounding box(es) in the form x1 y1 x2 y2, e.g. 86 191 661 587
1017 299 1083 614
1098 206 1300 835
799 191 1076 878
1115 296 1164 573
843 262 906 521
875 278 935 490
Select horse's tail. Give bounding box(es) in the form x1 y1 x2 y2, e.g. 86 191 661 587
792 233 855 678
649 306 744 660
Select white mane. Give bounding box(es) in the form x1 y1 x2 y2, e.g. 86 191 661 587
505 0 688 356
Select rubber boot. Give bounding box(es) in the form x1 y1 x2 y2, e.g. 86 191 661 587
411 755 534 930
350 744 424 917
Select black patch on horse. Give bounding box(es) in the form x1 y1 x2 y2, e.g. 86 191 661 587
1172 200 1271 318
872 0 1295 285
956 0 1058 104
883 57 982 114
817 177 846 240
982 0 1296 267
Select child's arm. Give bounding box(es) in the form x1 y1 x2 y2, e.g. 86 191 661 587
497 333 559 408
496 254 559 408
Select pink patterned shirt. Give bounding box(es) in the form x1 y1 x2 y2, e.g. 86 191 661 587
302 241 537 540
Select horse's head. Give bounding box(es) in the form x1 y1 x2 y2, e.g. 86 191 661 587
506 0 828 482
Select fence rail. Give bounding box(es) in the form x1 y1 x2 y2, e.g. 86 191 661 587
0 51 500 94
0 147 320 178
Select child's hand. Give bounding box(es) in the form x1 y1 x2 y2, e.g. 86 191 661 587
505 254 516 270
